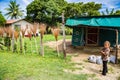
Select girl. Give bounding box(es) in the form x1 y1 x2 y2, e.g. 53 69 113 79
100 41 110 76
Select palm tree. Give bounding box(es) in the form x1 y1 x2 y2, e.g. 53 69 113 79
102 8 115 15
5 0 24 19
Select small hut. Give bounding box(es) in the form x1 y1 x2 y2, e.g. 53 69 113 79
66 15 120 47
66 15 120 63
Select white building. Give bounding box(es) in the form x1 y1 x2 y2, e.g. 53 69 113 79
5 19 33 30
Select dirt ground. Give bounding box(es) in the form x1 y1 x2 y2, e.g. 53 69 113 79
45 39 120 80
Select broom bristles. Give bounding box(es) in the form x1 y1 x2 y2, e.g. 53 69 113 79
51 27 60 41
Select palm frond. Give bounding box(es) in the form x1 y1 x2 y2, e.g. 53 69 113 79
5 0 24 19
110 8 114 15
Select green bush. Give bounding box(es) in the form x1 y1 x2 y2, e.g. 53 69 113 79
0 13 6 26
65 27 72 35
4 37 11 50
0 37 4 50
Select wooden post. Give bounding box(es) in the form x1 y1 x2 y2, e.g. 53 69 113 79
23 37 25 54
12 30 15 52
62 12 66 59
115 29 119 64
34 36 38 54
56 40 59 56
40 33 44 56
20 31 22 53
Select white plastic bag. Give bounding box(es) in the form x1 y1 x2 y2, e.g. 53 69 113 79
96 56 102 64
110 55 116 63
88 55 96 63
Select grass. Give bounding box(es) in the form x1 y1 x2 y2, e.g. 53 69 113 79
0 47 88 80
0 34 90 80
43 34 72 42
13 34 71 54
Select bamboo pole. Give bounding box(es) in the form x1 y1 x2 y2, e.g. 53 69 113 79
62 12 66 59
115 29 119 64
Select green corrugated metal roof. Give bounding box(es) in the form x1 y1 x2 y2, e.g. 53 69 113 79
66 15 120 27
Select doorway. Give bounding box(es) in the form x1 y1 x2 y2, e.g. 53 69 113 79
86 27 99 46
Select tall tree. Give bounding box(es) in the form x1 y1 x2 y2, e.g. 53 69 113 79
26 1 102 25
26 0 67 26
0 12 6 26
64 2 101 18
5 0 24 19
81 2 102 16
64 2 83 18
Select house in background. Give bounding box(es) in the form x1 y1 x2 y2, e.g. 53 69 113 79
5 19 35 37
5 19 33 30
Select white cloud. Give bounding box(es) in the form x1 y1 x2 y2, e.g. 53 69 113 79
22 0 32 5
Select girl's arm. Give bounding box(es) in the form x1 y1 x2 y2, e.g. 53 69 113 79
101 51 106 55
101 49 110 56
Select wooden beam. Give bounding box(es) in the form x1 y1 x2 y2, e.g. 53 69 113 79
115 29 119 64
77 26 116 31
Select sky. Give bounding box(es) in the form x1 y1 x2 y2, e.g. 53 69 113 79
0 0 120 19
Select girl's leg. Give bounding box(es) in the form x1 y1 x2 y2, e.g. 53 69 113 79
102 61 107 75
106 61 108 73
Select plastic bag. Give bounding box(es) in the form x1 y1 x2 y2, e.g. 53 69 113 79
110 55 116 63
88 55 96 63
96 56 102 64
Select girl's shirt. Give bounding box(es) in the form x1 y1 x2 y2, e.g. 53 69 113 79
101 48 110 61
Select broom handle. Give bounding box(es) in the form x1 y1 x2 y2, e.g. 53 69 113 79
56 40 59 56
34 36 38 54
